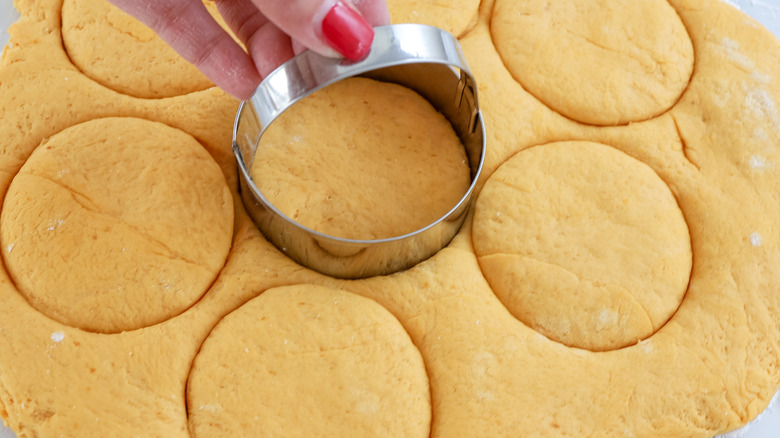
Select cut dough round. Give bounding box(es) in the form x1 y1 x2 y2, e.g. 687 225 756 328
61 0 220 98
490 0 694 125
187 284 431 437
251 77 470 240
473 141 692 351
0 117 233 333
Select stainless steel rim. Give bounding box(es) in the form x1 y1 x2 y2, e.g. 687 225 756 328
233 23 486 279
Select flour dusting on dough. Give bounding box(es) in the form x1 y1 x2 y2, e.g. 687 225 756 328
753 71 772 84
597 309 619 329
721 38 756 72
750 232 763 247
744 85 780 131
753 127 769 140
476 391 495 401
50 331 65 343
749 155 772 170
718 38 772 82
45 218 64 231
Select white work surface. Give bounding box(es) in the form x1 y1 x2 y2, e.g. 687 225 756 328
1 0 780 436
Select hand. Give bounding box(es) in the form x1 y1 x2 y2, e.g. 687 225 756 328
108 0 390 100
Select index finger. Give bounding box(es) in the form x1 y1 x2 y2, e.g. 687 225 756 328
109 0 262 100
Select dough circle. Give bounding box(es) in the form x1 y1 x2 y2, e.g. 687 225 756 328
187 284 431 437
61 0 217 98
0 117 234 333
252 77 470 240
473 141 692 351
490 0 694 126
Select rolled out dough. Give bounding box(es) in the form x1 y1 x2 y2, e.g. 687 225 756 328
0 0 779 436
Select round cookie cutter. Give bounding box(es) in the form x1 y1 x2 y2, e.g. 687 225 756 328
233 23 485 279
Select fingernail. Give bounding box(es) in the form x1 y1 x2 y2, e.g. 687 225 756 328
322 2 374 60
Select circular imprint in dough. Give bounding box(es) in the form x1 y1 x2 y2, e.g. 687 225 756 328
61 0 218 98
389 0 480 36
490 0 694 126
472 141 692 351
0 117 234 333
252 77 470 241
187 284 431 437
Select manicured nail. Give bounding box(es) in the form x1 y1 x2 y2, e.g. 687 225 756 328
321 2 374 60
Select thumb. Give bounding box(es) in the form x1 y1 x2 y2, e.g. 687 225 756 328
251 0 375 60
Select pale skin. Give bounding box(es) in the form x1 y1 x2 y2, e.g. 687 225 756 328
109 0 390 100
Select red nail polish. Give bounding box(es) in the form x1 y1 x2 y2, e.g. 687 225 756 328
322 2 374 61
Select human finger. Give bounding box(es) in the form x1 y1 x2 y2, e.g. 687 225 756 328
250 0 377 60
247 23 296 79
353 0 390 27
215 0 295 79
108 0 261 100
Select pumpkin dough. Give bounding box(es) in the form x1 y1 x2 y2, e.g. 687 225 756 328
491 0 695 125
0 0 779 437
251 77 470 240
473 141 692 351
62 0 226 98
389 0 480 37
0 117 234 333
187 284 431 437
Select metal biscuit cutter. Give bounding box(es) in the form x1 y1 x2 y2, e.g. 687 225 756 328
233 23 486 279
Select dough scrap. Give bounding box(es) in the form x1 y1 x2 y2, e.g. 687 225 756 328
0 0 778 436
